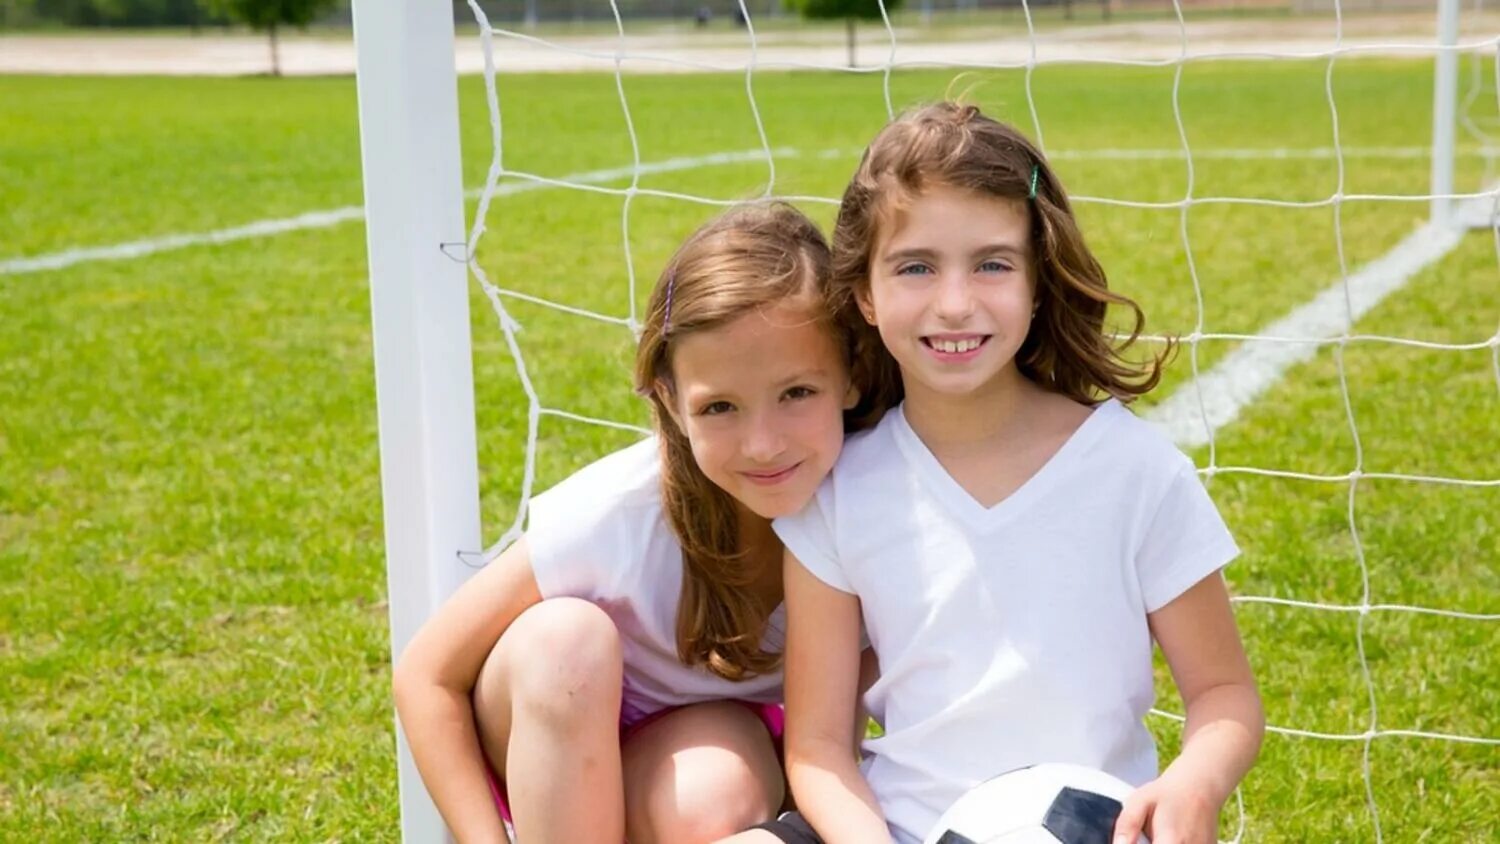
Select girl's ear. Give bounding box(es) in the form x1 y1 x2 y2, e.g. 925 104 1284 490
855 283 877 326
843 381 861 411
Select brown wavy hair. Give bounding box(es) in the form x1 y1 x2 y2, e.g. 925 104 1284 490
832 101 1170 404
634 202 895 681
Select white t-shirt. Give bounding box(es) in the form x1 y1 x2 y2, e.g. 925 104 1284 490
526 437 785 723
774 399 1239 844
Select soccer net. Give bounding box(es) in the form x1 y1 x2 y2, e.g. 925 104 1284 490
355 0 1500 840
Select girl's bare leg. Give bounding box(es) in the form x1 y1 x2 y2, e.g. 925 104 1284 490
473 597 625 844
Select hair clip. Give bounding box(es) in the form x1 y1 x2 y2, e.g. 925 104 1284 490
1028 164 1040 200
662 268 677 334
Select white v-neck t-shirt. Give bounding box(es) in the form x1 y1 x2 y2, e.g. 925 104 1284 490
773 399 1239 844
527 437 786 723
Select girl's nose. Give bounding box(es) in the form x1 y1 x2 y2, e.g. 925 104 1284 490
934 272 976 321
743 412 787 462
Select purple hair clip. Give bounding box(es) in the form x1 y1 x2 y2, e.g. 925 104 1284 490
662 268 677 334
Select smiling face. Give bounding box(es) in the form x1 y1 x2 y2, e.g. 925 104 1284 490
666 301 857 521
859 183 1036 404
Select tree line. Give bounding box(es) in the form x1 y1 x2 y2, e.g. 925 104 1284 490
1 0 345 29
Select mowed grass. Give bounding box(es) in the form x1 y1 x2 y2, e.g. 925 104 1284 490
1 56 1496 840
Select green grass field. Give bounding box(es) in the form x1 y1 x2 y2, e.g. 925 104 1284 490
1 56 1496 840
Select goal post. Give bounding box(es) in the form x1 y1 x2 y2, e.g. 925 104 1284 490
1432 0 1462 227
352 1 478 842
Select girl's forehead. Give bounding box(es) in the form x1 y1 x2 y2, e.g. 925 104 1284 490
873 184 1030 250
673 297 830 350
728 301 829 341
669 308 846 385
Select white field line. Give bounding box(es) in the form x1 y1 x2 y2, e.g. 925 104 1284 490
3 145 1492 276
0 148 789 276
1145 194 1493 448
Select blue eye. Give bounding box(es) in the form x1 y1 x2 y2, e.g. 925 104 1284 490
979 259 1013 273
896 263 933 276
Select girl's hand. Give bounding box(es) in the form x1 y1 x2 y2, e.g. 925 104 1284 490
1112 772 1222 844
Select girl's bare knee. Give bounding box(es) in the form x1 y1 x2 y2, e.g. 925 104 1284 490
625 703 783 844
631 766 779 844
492 597 623 725
677 772 779 842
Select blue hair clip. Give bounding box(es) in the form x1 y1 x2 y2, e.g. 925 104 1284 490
662 269 677 334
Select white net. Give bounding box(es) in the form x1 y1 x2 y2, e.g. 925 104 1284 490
454 1 1499 839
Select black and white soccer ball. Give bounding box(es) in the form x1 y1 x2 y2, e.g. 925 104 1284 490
922 763 1149 844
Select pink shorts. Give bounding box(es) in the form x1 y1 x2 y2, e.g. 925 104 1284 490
483 699 785 824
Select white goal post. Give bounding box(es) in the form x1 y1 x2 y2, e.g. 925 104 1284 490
350 1 1489 842
352 3 479 842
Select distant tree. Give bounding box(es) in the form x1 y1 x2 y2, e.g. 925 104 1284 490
0 0 36 30
28 0 223 27
209 0 338 75
786 0 903 69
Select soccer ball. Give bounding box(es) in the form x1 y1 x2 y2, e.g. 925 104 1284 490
922 763 1149 844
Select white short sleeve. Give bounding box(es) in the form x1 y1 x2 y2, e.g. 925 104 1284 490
526 488 624 600
774 483 854 594
1135 456 1241 612
523 441 660 601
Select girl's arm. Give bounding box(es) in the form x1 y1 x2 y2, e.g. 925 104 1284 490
783 550 892 844
1114 572 1264 844
392 537 543 844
